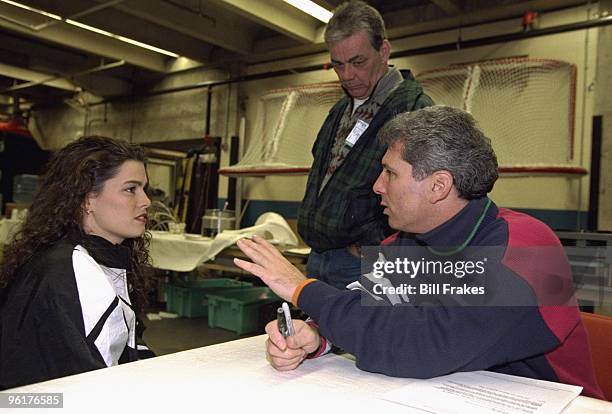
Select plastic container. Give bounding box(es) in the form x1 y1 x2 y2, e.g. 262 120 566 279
165 278 253 318
207 287 280 335
201 209 236 237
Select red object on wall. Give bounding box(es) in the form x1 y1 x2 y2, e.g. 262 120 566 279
522 10 539 31
0 119 32 138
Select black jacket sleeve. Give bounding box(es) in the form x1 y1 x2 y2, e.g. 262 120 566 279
297 281 560 379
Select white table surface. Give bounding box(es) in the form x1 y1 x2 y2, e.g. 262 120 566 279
4 335 610 413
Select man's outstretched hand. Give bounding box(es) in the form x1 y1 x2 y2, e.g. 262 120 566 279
234 235 308 302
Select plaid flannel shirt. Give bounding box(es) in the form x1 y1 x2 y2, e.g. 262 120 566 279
298 70 433 252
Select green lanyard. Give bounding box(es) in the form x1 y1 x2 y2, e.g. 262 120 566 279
426 198 492 256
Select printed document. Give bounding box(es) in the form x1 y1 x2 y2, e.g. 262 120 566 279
381 370 582 414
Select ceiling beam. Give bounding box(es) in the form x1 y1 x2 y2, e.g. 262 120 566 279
429 0 462 15
79 7 212 62
0 31 91 69
312 0 338 11
213 0 322 44
109 0 255 55
72 72 130 97
0 62 78 92
0 2 167 72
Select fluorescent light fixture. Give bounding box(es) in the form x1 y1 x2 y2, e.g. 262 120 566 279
283 0 332 23
0 0 180 58
65 19 180 57
0 0 61 20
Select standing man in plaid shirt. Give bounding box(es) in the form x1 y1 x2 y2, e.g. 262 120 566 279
298 0 433 289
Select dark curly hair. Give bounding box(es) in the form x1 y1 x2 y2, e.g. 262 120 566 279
0 136 152 311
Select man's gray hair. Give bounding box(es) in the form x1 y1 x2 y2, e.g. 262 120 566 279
378 106 499 199
324 0 386 50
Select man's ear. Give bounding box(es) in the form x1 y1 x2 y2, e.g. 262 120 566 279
379 39 391 61
429 171 454 203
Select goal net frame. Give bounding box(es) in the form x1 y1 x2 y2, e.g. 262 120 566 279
417 57 586 178
219 82 344 177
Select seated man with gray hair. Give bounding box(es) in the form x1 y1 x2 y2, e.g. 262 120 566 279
234 106 604 398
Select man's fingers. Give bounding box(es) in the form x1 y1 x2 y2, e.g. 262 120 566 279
286 335 302 349
264 320 310 372
265 321 287 351
267 345 306 369
270 356 305 371
286 331 315 352
266 338 306 363
236 238 270 264
235 237 306 302
237 237 285 268
267 345 305 360
270 359 302 371
252 235 285 259
249 236 298 273
233 258 265 279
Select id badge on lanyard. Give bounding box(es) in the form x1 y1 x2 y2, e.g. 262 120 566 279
345 119 369 148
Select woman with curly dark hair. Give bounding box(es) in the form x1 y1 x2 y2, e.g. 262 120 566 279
0 136 153 389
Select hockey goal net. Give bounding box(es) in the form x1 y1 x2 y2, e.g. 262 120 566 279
219 82 344 176
417 57 586 176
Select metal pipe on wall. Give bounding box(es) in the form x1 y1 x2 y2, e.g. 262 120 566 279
2 60 125 93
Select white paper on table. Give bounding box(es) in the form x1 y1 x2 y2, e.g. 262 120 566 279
202 212 298 262
381 370 583 414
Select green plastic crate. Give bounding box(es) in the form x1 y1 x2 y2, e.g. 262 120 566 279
166 278 253 318
207 287 280 335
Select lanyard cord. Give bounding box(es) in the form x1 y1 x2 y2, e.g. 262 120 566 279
427 198 492 256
